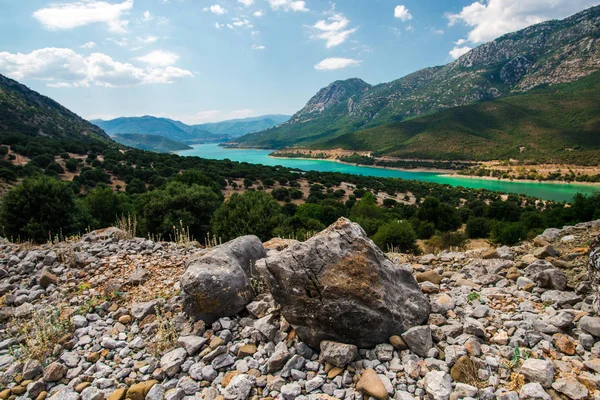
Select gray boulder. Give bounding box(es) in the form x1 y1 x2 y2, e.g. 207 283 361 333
180 236 266 323
588 235 599 313
257 218 430 348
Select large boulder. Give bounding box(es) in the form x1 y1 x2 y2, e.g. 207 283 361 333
258 218 430 348
181 236 266 323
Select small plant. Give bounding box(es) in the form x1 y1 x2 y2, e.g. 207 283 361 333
18 307 73 362
147 306 178 356
171 220 193 247
77 282 91 292
204 233 222 248
504 347 531 369
467 291 481 302
114 213 137 240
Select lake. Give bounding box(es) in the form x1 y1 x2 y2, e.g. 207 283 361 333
178 143 599 202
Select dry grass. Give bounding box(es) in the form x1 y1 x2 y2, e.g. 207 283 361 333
146 306 178 356
114 214 137 240
17 307 73 362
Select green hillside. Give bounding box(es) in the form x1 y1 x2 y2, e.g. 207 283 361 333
112 134 193 153
0 74 110 143
319 72 600 164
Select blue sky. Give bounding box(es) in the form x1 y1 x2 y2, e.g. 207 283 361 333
0 0 598 124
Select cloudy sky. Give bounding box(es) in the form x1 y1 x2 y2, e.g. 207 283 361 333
0 0 598 124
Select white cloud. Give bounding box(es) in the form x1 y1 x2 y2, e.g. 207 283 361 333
449 45 472 59
311 13 356 48
394 5 413 22
135 50 179 67
143 10 153 22
253 10 265 17
206 4 227 15
33 0 133 33
314 57 362 70
107 37 129 47
269 0 309 12
80 42 96 49
0 47 193 87
137 35 158 45
251 44 266 50
232 18 253 28
238 0 254 6
215 22 223 29
447 0 600 44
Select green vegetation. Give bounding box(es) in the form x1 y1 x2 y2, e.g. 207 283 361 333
372 220 420 254
321 72 600 164
112 134 193 153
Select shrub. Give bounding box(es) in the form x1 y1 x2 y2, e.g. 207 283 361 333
372 220 419 254
466 217 491 239
65 158 79 172
492 222 527 245
0 175 77 242
211 191 286 241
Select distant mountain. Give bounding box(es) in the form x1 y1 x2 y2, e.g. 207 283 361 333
0 74 110 142
194 115 290 137
112 133 192 153
235 5 600 150
92 114 290 143
91 116 219 143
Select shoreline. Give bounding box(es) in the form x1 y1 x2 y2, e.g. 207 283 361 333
270 154 600 186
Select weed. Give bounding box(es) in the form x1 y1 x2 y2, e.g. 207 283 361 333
114 214 137 240
467 291 481 302
17 307 73 362
147 306 178 356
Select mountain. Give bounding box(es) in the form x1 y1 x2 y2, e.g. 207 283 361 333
92 114 290 143
194 115 290 138
322 71 600 164
91 116 219 143
112 134 193 153
0 74 110 142
235 5 600 149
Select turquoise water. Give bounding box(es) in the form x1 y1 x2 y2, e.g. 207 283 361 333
178 144 600 202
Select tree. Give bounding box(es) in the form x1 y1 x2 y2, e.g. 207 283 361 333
0 176 77 242
372 220 419 254
85 186 131 228
137 181 223 240
211 191 286 241
466 217 491 239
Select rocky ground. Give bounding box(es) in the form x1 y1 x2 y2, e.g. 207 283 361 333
0 219 599 400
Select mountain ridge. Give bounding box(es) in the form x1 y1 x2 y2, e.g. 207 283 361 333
234 5 600 150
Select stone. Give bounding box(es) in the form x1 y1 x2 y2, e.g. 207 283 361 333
533 246 557 259
375 343 394 362
181 235 266 323
177 335 206 355
131 300 159 320
579 316 600 337
145 384 165 400
39 270 58 288
548 312 574 328
128 268 149 285
424 371 453 400
23 359 43 380
126 380 157 400
389 335 407 350
281 383 302 400
49 387 78 400
356 369 388 400
81 387 104 400
430 293 455 314
415 270 442 285
519 383 551 400
520 359 555 388
540 291 580 307
535 269 568 291
551 377 588 400
257 218 429 348
43 362 67 382
107 388 126 400
401 325 432 357
237 344 257 358
222 374 255 400
319 341 357 368
160 348 188 377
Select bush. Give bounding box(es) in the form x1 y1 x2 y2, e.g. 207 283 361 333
0 176 77 242
466 217 491 239
85 186 131 228
372 220 419 254
65 158 79 172
492 222 527 245
138 181 223 240
211 191 286 241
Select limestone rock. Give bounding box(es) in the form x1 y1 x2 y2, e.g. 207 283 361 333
258 218 430 348
356 369 388 400
181 236 266 323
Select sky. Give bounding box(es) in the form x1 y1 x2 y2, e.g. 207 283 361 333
0 0 599 124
